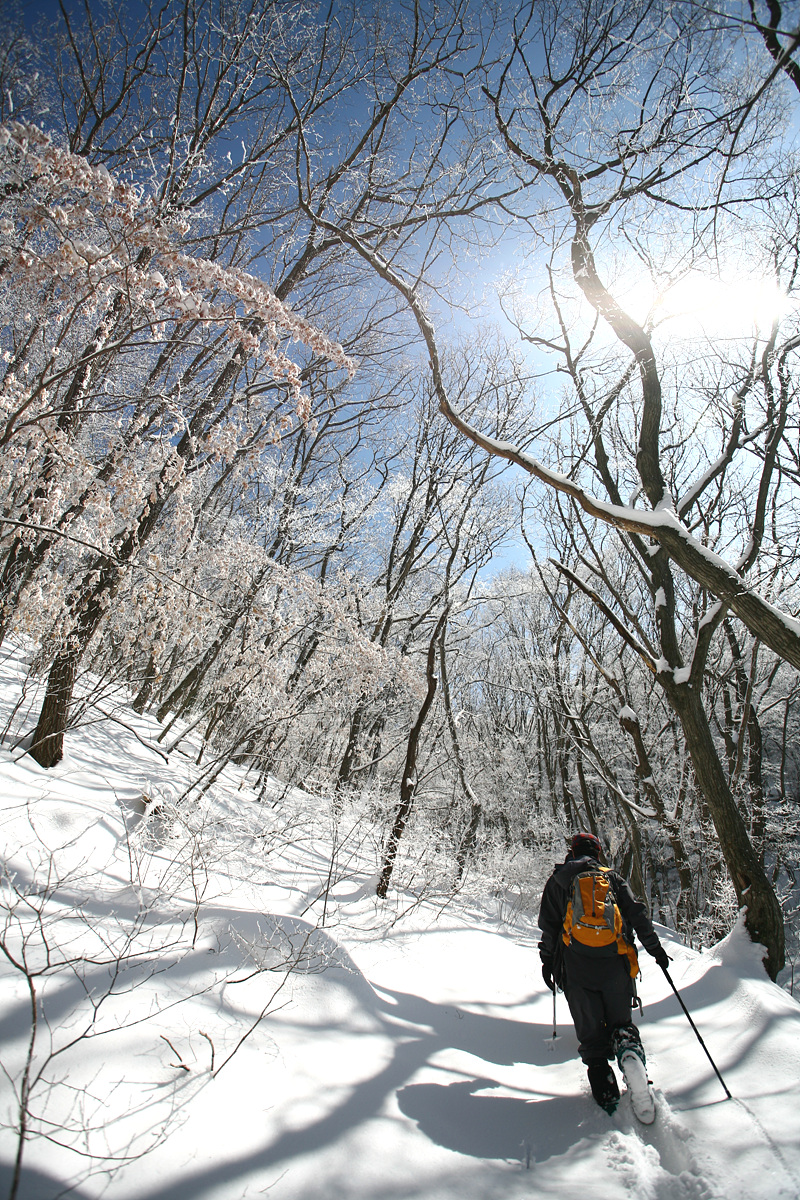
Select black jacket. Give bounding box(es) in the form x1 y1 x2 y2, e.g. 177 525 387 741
538 854 663 964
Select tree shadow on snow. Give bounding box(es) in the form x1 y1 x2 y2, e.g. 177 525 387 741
139 974 582 1200
0 1161 95 1200
374 983 576 1068
396 1077 582 1162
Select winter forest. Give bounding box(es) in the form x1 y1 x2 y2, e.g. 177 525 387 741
4 0 800 975
2 2 800 1188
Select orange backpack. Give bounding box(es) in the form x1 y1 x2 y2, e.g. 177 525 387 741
562 865 639 978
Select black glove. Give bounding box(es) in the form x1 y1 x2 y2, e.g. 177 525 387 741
541 960 555 992
652 946 670 970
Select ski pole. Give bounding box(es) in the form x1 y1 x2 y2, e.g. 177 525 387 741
662 966 731 1099
546 983 559 1050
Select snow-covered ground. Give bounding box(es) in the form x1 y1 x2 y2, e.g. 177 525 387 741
1 642 799 1200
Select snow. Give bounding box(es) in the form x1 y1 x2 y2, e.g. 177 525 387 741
1 642 799 1200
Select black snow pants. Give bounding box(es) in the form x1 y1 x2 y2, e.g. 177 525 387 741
563 945 635 1063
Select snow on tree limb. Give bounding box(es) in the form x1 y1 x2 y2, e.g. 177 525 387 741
0 121 354 434
433 389 800 673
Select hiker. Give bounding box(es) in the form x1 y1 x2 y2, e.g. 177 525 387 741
537 832 669 1118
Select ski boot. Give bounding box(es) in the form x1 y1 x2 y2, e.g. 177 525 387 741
612 1024 656 1124
586 1058 620 1114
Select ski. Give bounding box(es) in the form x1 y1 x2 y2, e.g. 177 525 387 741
619 1050 656 1124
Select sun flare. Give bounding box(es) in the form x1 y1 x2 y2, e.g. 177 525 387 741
645 272 789 338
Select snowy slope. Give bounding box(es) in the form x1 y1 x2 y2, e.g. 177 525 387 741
0 643 798 1200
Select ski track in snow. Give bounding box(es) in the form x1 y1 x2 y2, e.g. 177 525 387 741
607 1097 712 1200
0 642 798 1200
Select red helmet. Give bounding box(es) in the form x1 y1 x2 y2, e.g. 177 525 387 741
571 832 602 859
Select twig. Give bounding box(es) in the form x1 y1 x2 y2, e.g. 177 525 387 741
160 1035 189 1071
199 1030 215 1073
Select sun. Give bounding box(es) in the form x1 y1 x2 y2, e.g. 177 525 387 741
647 272 789 339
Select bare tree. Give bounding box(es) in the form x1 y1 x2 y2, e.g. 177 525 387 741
318 0 800 974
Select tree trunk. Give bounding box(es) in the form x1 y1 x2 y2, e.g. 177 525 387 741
132 659 158 715
723 621 767 865
669 682 784 979
376 611 447 900
437 632 483 879
155 567 268 723
335 702 366 797
28 650 78 768
617 706 694 924
574 750 600 838
455 800 483 881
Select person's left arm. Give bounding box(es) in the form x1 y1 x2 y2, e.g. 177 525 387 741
612 874 669 967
